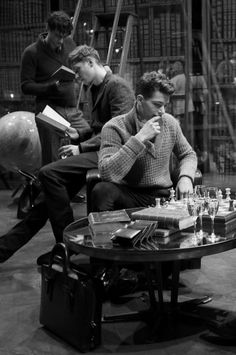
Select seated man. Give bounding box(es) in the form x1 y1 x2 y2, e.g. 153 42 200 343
0 45 134 265
92 71 197 211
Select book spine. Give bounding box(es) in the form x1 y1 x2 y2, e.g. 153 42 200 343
198 219 236 235
201 224 236 236
202 213 236 223
131 214 191 230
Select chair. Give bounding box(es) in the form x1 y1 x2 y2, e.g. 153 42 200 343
86 166 203 214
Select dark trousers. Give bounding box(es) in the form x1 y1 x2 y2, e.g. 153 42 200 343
0 193 48 261
91 182 172 281
39 151 98 242
91 182 170 212
0 152 98 261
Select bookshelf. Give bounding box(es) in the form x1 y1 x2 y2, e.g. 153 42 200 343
202 0 236 175
0 0 50 112
1 0 189 134
62 0 186 86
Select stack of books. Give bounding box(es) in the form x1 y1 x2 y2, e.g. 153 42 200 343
131 204 194 231
201 204 236 236
88 209 131 236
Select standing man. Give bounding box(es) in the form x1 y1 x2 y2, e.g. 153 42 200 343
21 11 91 165
91 71 197 211
170 60 194 123
0 45 134 265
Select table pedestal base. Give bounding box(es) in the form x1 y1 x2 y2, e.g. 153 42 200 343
102 261 212 326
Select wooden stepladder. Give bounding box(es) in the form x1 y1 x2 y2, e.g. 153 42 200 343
71 0 136 107
71 0 136 76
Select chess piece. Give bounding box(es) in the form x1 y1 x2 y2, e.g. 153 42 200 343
169 187 176 204
155 197 161 208
218 189 223 205
229 200 234 211
225 188 231 202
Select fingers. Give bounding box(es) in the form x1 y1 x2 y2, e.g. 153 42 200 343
58 145 70 156
150 115 162 122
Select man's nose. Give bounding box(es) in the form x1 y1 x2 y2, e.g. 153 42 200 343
158 107 165 115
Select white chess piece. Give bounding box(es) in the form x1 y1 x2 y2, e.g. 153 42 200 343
218 189 223 204
155 197 161 208
225 187 231 201
169 187 176 204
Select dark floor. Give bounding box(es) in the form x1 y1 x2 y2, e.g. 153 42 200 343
1 183 236 354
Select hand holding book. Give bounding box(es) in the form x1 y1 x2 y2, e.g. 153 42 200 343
50 65 75 82
36 105 71 133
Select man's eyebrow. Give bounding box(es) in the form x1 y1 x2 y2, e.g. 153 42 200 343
152 101 164 105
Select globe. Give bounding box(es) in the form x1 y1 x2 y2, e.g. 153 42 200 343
0 111 42 173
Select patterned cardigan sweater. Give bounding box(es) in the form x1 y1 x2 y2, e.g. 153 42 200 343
98 107 197 188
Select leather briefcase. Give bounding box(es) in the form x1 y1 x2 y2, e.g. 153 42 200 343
39 243 102 352
16 170 41 219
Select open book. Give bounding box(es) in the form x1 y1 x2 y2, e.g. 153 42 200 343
50 65 75 81
36 105 71 133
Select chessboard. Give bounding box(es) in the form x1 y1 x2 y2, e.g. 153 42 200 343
203 199 236 222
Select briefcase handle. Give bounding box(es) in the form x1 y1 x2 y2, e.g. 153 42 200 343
49 243 71 276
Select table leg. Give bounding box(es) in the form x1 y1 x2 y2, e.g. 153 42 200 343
171 260 181 308
170 260 212 319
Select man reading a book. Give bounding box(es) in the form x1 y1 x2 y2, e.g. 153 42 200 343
20 11 91 165
91 71 198 211
0 45 134 265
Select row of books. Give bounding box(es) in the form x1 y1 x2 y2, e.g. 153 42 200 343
63 0 153 11
0 28 42 63
211 42 236 73
0 3 185 64
211 0 236 40
152 12 183 58
0 69 21 98
0 0 48 27
213 142 236 175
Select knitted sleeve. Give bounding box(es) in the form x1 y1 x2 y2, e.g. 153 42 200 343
99 120 145 182
172 120 197 181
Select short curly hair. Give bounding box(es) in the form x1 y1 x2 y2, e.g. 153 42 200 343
47 11 73 36
135 71 175 98
69 45 101 66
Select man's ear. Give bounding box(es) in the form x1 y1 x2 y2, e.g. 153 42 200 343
136 94 144 103
88 58 94 67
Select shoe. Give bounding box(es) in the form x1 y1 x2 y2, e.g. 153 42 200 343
106 268 143 301
207 316 236 341
200 333 236 345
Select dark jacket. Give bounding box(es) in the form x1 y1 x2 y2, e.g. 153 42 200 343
20 33 77 108
80 72 135 153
